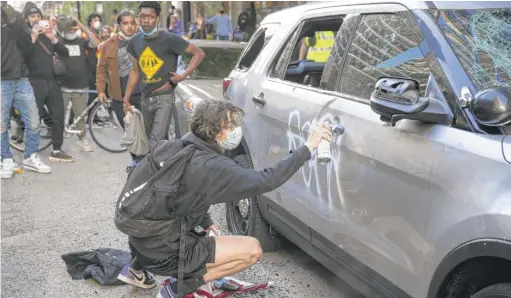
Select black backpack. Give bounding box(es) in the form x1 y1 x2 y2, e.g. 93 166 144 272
114 140 195 238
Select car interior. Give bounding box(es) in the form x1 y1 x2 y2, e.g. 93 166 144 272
284 17 343 88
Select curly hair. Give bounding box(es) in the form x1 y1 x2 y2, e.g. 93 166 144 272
86 12 102 28
189 99 245 144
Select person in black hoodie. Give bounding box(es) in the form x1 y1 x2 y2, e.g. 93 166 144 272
1 2 51 178
22 2 73 162
117 99 332 297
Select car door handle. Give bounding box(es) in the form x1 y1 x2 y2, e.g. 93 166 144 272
252 93 266 105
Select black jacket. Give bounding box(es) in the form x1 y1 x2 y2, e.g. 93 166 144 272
129 132 312 259
1 10 29 80
21 29 69 80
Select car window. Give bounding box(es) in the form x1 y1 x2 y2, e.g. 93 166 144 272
336 13 432 101
434 9 510 93
270 16 344 88
238 23 279 70
182 45 243 79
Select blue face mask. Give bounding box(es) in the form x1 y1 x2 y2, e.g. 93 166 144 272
140 24 158 36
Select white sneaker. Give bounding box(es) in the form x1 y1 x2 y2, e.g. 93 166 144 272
77 139 93 152
1 158 17 179
22 153 52 174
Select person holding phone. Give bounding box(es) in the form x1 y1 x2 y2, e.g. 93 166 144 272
21 2 74 162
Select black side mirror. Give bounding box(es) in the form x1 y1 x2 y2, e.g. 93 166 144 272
471 87 511 126
370 77 453 126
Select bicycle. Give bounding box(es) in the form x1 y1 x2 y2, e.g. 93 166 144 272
9 89 181 153
9 89 126 153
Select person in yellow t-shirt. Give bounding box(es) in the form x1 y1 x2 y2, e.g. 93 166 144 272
298 31 335 63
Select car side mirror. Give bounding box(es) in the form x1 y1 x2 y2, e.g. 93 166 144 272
471 87 511 126
370 77 452 126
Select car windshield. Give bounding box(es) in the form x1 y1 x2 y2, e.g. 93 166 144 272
181 41 245 79
435 9 511 92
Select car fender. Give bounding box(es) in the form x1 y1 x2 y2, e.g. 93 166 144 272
427 237 511 298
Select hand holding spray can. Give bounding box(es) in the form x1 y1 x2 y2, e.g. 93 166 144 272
314 120 345 164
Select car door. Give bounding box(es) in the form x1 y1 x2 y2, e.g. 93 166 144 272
308 5 454 296
239 6 356 248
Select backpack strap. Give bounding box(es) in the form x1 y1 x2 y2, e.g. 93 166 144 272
177 216 188 298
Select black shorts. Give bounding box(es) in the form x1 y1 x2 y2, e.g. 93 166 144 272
129 236 216 279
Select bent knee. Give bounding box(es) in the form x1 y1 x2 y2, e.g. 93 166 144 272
248 237 262 260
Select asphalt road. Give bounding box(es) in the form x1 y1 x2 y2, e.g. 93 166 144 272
2 141 365 298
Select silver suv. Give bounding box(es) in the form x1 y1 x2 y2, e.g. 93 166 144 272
181 2 511 297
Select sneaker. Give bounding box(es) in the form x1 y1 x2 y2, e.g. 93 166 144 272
117 264 156 289
213 277 239 291
157 278 196 298
1 158 17 179
22 153 51 174
49 150 74 163
77 139 93 152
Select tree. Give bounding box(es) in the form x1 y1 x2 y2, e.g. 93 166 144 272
59 1 140 26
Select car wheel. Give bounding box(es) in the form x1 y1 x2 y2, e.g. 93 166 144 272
472 283 511 298
225 154 282 252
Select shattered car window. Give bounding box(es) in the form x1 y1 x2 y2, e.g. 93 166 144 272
435 9 511 91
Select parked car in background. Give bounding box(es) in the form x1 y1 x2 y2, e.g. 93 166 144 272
216 2 509 298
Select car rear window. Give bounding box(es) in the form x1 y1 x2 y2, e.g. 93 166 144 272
181 43 244 79
435 9 511 92
237 23 280 70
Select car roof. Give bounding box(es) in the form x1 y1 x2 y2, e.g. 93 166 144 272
188 39 245 50
261 0 511 25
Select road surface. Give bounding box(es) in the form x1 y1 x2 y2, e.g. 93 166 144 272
2 140 364 298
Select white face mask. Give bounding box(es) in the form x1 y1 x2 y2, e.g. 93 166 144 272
65 29 81 40
93 21 101 30
218 126 243 151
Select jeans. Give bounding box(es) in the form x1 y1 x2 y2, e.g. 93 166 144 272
1 78 41 158
30 78 65 150
141 92 177 150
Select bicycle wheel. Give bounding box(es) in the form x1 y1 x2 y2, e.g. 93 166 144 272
88 103 127 153
9 115 52 153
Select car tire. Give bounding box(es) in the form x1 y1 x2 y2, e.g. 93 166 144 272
472 283 511 298
225 154 282 252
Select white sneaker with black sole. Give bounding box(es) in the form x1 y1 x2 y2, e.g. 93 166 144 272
23 153 51 174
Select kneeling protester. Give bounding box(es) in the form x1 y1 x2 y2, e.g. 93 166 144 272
114 98 332 298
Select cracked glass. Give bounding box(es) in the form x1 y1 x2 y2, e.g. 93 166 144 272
434 9 511 92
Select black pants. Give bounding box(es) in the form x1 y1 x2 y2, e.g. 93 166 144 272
29 78 65 150
110 95 142 130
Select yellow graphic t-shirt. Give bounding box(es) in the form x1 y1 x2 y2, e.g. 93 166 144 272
126 31 190 96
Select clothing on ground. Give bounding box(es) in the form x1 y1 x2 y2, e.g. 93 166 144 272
61 248 132 286
126 30 189 97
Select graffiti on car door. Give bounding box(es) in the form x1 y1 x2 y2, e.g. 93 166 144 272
287 110 345 209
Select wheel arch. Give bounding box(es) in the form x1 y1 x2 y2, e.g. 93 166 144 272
427 238 511 298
